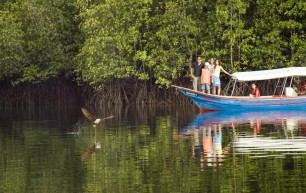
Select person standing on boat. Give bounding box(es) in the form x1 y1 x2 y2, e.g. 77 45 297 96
201 62 211 94
209 58 215 77
208 58 215 93
251 83 261 97
212 60 231 95
190 55 205 91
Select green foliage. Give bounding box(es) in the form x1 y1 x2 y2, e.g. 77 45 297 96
144 0 201 86
75 0 152 85
0 0 81 85
14 0 81 84
0 4 25 80
0 0 306 87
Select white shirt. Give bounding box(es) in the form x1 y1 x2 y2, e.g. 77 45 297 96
209 64 214 76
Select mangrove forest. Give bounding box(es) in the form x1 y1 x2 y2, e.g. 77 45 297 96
0 0 306 105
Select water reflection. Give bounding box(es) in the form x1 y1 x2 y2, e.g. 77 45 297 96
2 105 306 193
81 142 101 161
202 124 226 167
182 109 306 166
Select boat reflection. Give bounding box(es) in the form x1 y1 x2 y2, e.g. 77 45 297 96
181 109 306 167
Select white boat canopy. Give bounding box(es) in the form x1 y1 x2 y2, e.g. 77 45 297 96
231 67 306 81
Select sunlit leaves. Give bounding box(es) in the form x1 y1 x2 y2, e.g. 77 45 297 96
0 0 80 85
76 0 152 85
75 0 306 86
0 5 25 80
1 0 306 88
143 0 199 86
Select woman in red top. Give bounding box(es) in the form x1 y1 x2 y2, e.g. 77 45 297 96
251 83 260 97
300 80 306 92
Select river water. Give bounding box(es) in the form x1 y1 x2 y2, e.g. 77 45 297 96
0 105 306 193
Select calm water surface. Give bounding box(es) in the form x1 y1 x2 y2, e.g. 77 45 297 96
1 105 306 193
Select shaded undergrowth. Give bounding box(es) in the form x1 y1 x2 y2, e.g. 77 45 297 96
0 78 192 107
1 76 292 108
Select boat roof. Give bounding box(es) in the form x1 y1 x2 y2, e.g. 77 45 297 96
231 67 306 81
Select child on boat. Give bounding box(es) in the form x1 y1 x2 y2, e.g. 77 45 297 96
201 62 211 94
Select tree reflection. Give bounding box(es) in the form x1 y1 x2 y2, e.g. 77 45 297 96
2 106 306 193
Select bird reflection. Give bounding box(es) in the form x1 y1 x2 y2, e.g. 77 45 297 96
81 142 101 162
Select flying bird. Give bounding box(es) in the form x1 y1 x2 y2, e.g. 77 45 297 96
81 107 114 124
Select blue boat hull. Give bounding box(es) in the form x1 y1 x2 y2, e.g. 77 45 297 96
172 85 306 111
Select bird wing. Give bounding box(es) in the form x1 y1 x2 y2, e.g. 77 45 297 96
100 115 114 121
81 108 97 122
